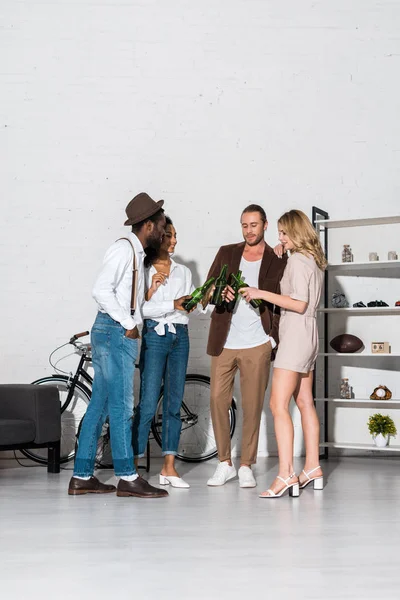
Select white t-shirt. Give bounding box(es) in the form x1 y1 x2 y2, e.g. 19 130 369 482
224 257 275 350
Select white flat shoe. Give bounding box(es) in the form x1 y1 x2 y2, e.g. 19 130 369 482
159 474 190 489
299 466 324 490
259 473 300 499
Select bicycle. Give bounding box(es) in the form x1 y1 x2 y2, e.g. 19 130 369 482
21 331 237 466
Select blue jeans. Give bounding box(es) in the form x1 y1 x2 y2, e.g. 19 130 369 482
73 312 138 477
132 320 189 457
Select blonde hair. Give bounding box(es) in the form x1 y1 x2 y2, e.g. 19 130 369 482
278 210 327 271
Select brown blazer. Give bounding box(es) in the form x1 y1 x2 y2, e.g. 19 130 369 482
206 242 287 357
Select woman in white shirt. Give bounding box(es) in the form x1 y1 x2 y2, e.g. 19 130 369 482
132 217 193 488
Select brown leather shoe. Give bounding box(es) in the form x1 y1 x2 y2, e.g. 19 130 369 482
116 476 169 498
68 476 116 496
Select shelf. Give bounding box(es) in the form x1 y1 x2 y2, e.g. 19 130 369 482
314 207 400 459
328 260 400 271
319 353 400 357
318 307 400 315
315 398 400 404
320 442 400 452
315 216 400 229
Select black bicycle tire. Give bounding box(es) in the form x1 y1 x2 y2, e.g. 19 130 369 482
31 375 92 412
151 373 236 463
20 376 91 465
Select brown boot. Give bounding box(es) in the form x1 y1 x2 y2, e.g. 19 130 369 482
116 476 169 498
68 476 116 496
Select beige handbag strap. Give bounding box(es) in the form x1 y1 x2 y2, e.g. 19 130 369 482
117 237 138 315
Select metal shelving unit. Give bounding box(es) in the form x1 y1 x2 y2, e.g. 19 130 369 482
328 260 400 271
318 353 400 357
312 208 400 457
320 442 400 452
315 398 400 405
319 307 400 315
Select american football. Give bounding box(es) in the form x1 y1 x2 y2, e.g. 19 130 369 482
330 334 364 353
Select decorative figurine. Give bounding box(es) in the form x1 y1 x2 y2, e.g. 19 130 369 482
340 378 352 399
370 385 392 400
388 251 398 261
342 245 353 263
331 291 348 308
369 252 379 261
367 300 389 307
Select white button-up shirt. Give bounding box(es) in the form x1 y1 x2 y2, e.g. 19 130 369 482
143 259 193 335
92 233 145 330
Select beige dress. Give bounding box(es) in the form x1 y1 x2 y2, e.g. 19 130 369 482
274 252 324 373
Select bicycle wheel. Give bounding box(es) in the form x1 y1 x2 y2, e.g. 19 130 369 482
76 416 113 469
20 376 91 465
151 374 236 462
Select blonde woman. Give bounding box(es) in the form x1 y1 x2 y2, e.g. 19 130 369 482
239 210 327 498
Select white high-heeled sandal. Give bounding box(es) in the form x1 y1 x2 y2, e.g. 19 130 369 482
259 473 300 498
159 474 190 489
299 466 324 490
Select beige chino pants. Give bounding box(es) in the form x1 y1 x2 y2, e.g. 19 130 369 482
210 342 272 465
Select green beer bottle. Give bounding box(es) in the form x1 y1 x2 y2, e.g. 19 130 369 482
226 270 242 311
210 264 228 306
230 270 262 309
182 277 216 312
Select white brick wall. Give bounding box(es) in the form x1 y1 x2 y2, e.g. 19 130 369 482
1 1 399 457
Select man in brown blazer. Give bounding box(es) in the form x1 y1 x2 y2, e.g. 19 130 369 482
206 204 287 488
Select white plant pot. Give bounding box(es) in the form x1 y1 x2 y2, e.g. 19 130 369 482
373 433 390 447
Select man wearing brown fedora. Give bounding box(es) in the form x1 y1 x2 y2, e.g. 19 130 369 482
68 192 169 498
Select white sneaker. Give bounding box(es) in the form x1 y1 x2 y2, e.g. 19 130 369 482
238 466 256 488
207 462 237 486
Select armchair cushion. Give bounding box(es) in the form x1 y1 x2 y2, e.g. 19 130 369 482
0 384 60 444
0 419 35 445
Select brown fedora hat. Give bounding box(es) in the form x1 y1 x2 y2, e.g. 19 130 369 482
124 192 164 226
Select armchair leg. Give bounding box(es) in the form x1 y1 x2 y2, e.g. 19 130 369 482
47 440 61 474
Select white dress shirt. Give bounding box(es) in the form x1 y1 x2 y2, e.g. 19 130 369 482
92 232 145 330
143 259 193 335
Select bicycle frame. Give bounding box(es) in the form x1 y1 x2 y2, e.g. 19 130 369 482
61 351 93 410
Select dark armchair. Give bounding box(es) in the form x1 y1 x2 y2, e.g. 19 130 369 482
0 384 61 473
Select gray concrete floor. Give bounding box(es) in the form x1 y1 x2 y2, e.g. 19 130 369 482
1 456 400 600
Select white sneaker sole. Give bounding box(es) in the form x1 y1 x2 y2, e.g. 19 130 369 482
239 480 257 488
207 472 237 487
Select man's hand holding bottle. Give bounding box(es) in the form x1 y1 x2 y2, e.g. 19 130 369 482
221 285 236 303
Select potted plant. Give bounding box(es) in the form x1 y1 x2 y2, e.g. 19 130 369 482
367 414 397 447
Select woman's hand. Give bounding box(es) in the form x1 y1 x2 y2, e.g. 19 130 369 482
151 271 168 292
201 284 216 308
174 295 191 311
239 287 264 303
274 243 285 258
